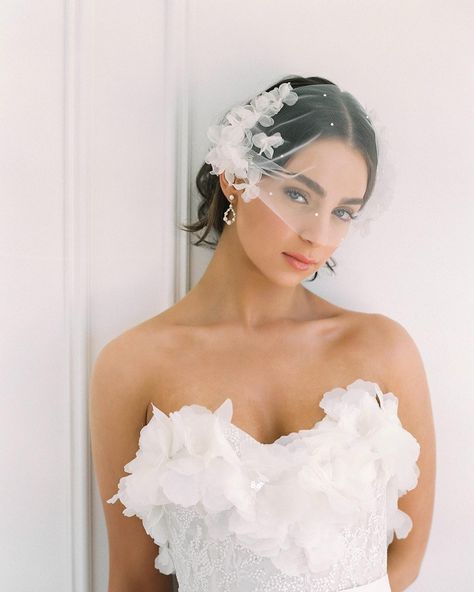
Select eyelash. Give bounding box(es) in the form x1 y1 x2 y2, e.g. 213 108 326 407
284 188 359 222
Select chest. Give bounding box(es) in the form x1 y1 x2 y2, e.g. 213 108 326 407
144 322 384 444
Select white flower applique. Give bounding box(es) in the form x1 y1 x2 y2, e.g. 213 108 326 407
251 82 298 127
204 81 299 202
205 124 249 179
232 165 263 202
225 104 260 130
252 131 284 158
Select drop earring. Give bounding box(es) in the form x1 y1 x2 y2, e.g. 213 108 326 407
223 194 236 225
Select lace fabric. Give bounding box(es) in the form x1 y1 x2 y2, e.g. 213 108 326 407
107 379 420 591
165 425 388 591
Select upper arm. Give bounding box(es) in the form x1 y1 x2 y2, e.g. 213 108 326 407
374 314 436 578
89 335 173 592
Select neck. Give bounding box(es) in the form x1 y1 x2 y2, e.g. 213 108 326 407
181 225 317 329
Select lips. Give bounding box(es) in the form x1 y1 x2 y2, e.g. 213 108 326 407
283 251 318 264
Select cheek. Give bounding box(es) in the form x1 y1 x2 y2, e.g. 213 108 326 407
319 244 338 262
236 199 340 273
237 200 290 259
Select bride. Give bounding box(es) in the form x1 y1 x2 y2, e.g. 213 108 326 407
89 75 436 591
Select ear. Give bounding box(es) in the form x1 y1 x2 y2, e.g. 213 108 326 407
219 172 244 201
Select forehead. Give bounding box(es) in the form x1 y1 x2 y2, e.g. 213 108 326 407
287 137 365 168
282 137 368 193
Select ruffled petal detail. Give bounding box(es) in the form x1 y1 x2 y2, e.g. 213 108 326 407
318 379 421 545
107 379 421 577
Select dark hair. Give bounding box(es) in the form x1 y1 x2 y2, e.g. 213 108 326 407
179 74 378 282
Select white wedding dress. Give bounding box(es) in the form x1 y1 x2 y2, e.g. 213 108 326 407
108 379 421 591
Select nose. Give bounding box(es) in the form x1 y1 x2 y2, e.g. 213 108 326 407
301 210 330 243
299 221 332 247
298 210 349 248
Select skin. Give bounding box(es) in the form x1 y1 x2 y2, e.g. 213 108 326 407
89 137 436 591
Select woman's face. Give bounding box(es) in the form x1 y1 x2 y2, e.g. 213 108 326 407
221 137 368 286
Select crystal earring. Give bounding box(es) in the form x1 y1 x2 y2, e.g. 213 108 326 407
223 194 236 225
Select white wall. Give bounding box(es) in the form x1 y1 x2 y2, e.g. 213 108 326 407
1 1 80 590
1 1 472 590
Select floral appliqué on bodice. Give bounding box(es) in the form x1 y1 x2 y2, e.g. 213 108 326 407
108 379 420 591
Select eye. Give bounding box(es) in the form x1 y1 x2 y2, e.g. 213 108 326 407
333 207 359 222
284 187 309 204
284 188 360 222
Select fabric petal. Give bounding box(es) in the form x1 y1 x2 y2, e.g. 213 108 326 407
106 380 421 578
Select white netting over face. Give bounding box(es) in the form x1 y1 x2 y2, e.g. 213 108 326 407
204 81 396 242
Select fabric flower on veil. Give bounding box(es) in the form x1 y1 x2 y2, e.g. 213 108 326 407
232 165 263 201
224 104 260 130
205 124 249 180
251 83 298 126
204 82 298 202
252 131 284 158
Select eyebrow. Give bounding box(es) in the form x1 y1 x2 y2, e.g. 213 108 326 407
288 172 365 205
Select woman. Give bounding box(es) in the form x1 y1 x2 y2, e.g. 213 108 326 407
90 75 436 591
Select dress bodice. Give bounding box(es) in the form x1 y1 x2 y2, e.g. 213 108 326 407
107 379 420 591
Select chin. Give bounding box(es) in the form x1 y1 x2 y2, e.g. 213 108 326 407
272 271 307 288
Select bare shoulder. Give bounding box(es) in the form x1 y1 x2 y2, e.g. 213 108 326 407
365 312 419 349
88 317 175 467
364 312 436 440
88 329 153 488
90 328 149 412
325 308 431 398
89 313 187 421
362 319 436 571
337 308 405 339
335 311 423 366
359 313 430 391
89 323 176 588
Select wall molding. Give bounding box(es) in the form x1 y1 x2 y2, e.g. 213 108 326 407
163 0 192 302
64 0 92 589
63 1 191 588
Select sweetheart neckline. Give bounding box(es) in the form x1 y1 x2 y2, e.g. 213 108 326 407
147 378 385 447
220 402 328 446
149 399 326 447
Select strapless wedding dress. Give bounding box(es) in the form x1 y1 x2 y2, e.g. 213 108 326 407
108 379 421 591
